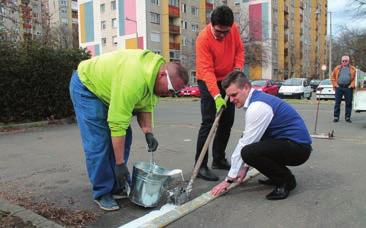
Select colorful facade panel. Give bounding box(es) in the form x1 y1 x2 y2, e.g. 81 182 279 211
86 44 100 56
79 1 94 43
249 4 262 41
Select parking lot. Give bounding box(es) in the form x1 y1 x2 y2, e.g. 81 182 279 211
1 97 366 227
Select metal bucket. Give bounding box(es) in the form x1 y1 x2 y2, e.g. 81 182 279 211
129 162 172 208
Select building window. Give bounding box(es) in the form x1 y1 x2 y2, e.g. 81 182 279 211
112 36 117 45
150 32 160 42
102 37 107 46
101 21 106 30
181 20 188 29
181 3 186 13
111 0 116 10
100 3 105 13
150 12 160 24
151 0 159 5
182 36 188 46
169 0 179 7
191 6 198 16
191 23 198 32
112 18 117 28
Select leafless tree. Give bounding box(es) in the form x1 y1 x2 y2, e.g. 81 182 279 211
351 0 366 17
235 11 270 68
331 26 366 71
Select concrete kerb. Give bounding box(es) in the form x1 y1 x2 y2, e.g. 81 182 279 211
0 117 75 135
0 198 63 228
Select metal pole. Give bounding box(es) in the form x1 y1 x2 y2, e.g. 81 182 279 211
328 12 332 78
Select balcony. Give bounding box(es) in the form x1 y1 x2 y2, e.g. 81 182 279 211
169 5 180 18
169 42 180 50
169 24 180 34
23 23 32 29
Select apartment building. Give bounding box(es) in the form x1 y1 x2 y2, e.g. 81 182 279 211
0 0 42 41
78 0 213 83
228 0 327 80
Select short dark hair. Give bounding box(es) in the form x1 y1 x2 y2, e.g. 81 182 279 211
171 62 189 85
211 5 234 27
222 71 250 90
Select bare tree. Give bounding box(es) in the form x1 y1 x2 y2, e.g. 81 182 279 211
331 26 366 71
351 0 366 17
235 10 270 68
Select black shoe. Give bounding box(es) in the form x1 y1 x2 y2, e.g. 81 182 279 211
345 118 352 123
333 118 339 123
212 159 231 170
266 176 297 200
258 178 276 186
197 167 219 181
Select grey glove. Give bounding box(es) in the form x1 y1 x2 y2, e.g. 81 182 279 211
145 132 158 152
114 163 130 189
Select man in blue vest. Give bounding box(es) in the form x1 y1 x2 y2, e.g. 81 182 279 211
210 71 312 200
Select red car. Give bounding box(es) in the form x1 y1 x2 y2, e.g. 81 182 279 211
251 80 279 96
178 86 201 97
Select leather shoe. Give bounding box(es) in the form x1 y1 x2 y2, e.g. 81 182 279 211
212 159 231 170
258 178 276 186
197 167 219 181
345 118 352 123
333 118 339 123
266 176 297 200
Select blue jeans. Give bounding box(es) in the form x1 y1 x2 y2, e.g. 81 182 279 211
69 71 132 199
334 86 353 119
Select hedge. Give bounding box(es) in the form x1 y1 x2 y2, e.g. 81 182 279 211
0 41 90 123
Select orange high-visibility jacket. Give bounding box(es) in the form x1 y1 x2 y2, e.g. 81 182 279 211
330 64 356 89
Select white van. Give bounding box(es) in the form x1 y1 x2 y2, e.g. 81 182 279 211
353 69 366 112
278 78 312 100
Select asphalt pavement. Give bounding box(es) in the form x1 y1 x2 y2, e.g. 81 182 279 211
1 98 366 227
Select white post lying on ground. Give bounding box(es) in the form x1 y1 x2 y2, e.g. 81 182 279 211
121 168 260 228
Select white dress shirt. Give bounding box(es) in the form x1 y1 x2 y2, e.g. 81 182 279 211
228 89 274 178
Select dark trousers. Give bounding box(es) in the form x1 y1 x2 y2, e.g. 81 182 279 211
241 139 312 185
334 86 353 119
195 80 235 167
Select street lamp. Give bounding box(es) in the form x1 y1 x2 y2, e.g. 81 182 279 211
125 17 138 49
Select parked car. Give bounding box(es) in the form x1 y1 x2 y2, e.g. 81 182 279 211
273 80 284 88
178 85 200 97
316 79 335 100
310 79 322 92
251 80 279 96
278 78 312 99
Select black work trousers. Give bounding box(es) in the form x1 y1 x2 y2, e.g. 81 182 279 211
195 80 235 167
241 139 312 185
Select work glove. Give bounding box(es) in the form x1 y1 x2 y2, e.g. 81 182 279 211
114 163 130 190
214 95 227 113
145 132 158 152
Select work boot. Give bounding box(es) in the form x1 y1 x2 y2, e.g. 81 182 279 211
345 118 352 123
333 117 339 122
212 158 231 170
197 167 219 181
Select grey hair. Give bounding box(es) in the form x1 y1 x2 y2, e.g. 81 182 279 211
222 71 250 90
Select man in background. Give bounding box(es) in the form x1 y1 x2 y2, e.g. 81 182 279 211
331 55 356 123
